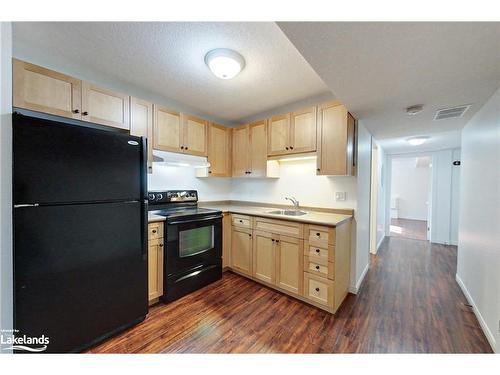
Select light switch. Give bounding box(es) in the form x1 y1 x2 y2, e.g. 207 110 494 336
335 192 347 201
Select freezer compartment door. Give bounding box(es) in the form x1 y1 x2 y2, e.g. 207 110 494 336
13 113 144 204
14 201 147 353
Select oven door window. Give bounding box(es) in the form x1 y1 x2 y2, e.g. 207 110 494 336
179 225 214 257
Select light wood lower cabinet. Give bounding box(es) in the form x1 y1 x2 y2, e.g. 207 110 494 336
231 227 253 276
222 213 232 268
275 235 303 295
252 230 276 284
227 214 351 314
148 222 164 304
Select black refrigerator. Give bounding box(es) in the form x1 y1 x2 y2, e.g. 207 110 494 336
13 113 148 353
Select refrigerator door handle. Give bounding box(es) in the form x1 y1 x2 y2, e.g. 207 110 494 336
14 204 39 208
141 199 148 260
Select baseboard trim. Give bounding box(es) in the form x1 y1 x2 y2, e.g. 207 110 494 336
349 263 369 294
455 273 496 353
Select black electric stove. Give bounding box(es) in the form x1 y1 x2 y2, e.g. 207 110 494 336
148 190 222 303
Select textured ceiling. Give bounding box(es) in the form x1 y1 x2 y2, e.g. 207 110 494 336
278 22 500 152
12 22 330 124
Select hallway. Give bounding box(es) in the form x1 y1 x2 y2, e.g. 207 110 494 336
390 218 428 241
89 237 492 354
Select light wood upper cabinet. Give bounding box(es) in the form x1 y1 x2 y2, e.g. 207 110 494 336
182 114 208 156
207 123 232 177
81 82 130 130
13 59 82 120
248 120 268 177
153 105 182 153
232 125 250 177
317 101 356 176
231 227 253 276
276 235 303 295
290 107 317 154
252 230 276 284
130 97 153 173
267 107 317 156
267 114 290 156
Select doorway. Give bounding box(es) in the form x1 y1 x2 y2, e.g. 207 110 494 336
389 155 432 241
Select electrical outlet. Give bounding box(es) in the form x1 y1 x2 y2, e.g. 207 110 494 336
335 192 347 201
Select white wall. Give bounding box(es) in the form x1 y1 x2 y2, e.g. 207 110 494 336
456 87 500 353
375 144 387 249
390 157 431 221
148 165 232 201
430 148 461 245
0 22 13 351
230 159 356 209
352 122 371 291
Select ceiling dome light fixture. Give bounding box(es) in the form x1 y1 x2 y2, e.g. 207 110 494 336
406 136 430 146
406 104 424 115
205 48 245 80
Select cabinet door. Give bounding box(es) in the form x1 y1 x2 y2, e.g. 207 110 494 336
153 105 182 153
81 82 130 130
232 125 250 177
208 123 232 177
231 227 252 276
130 97 153 173
13 59 82 120
267 114 290 156
276 235 303 295
222 213 232 268
183 114 208 156
290 107 317 154
148 239 164 302
252 230 276 284
248 120 268 177
317 101 350 175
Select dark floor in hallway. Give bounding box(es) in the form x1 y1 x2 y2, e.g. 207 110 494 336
390 218 428 241
88 237 492 353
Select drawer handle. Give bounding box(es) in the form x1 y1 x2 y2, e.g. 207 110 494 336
315 265 320 270
152 230 157 233
315 249 320 253
315 287 320 292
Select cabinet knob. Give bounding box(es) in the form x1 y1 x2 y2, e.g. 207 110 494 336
315 287 320 292
152 230 157 233
82 111 88 116
272 239 275 242
239 220 243 223
72 109 80 114
276 240 280 243
159 244 163 247
316 232 320 236
248 234 252 237
317 168 321 172
285 147 289 150
315 265 320 270
316 249 320 253
290 146 294 150
180 146 184 150
185 147 188 150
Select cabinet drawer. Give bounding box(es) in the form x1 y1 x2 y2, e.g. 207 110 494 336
305 241 335 262
306 224 335 247
304 255 334 280
303 272 334 309
232 214 252 228
254 217 303 238
148 222 163 240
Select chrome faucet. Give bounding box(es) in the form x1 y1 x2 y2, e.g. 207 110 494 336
285 196 300 210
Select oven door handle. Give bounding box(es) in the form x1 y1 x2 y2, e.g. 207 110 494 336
168 215 222 225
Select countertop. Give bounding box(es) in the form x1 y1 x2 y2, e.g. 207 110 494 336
148 213 166 223
199 203 352 227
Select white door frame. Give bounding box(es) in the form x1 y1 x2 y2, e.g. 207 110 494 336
369 142 378 254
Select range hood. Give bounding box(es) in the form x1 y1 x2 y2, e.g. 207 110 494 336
152 150 211 168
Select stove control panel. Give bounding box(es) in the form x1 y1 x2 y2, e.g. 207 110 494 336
148 190 198 204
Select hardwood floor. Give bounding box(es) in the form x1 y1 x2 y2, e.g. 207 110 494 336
88 237 492 353
390 218 428 241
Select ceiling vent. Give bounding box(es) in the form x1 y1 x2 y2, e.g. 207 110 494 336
434 105 470 120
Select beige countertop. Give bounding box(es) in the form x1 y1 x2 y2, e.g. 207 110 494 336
148 213 166 223
199 202 352 227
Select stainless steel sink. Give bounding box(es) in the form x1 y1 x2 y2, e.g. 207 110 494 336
267 209 308 216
